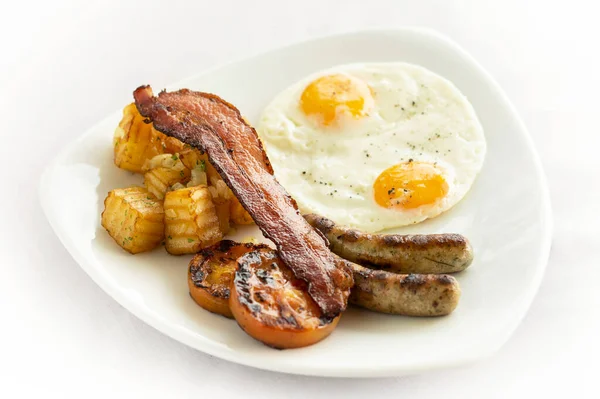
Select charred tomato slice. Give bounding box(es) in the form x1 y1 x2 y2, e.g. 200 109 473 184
188 240 267 318
230 248 340 349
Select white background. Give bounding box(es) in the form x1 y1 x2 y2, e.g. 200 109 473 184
1 1 598 397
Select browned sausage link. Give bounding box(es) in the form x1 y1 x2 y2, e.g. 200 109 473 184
305 214 473 274
341 258 461 316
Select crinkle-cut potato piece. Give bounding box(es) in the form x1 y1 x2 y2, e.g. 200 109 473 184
182 159 228 233
164 186 222 255
179 146 253 226
113 103 185 173
180 148 227 188
187 164 208 188
230 196 254 225
214 202 231 236
143 154 191 200
101 187 165 254
179 147 222 183
178 146 204 171
208 177 233 235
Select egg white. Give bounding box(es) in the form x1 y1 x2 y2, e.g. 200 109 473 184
257 62 486 232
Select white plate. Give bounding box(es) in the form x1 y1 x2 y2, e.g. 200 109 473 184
40 28 552 377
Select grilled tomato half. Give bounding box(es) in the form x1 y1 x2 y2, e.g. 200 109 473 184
230 248 341 349
188 240 267 318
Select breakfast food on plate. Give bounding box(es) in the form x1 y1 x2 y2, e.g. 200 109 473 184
229 196 255 225
207 177 233 235
143 153 191 199
230 247 341 349
105 101 252 257
133 85 354 317
257 62 486 232
179 146 223 185
163 185 222 255
188 240 267 318
179 146 254 227
101 187 165 254
100 64 483 349
189 239 459 321
305 213 473 274
341 257 461 316
113 103 184 173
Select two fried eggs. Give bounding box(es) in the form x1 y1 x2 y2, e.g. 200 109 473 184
257 62 486 232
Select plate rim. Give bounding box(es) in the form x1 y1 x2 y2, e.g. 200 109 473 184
39 27 553 378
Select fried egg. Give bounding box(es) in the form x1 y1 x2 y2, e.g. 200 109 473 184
257 62 486 232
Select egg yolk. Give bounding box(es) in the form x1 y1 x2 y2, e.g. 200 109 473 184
373 161 449 210
300 74 371 126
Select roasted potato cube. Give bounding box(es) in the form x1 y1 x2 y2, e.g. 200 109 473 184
143 154 191 200
179 147 223 183
230 196 254 225
178 146 204 171
179 145 253 227
113 103 185 173
164 186 222 255
208 178 233 235
186 163 208 188
213 202 231 235
101 187 165 254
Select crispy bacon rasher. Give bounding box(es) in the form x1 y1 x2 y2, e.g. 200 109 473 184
133 86 352 317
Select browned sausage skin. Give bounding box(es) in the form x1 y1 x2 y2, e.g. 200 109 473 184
305 214 473 274
340 258 461 316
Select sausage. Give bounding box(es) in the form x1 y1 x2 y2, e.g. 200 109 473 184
341 258 461 316
305 214 473 274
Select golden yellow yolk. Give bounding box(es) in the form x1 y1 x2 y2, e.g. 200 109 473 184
300 74 371 126
373 161 449 210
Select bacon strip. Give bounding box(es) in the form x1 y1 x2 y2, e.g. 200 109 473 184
134 86 352 316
